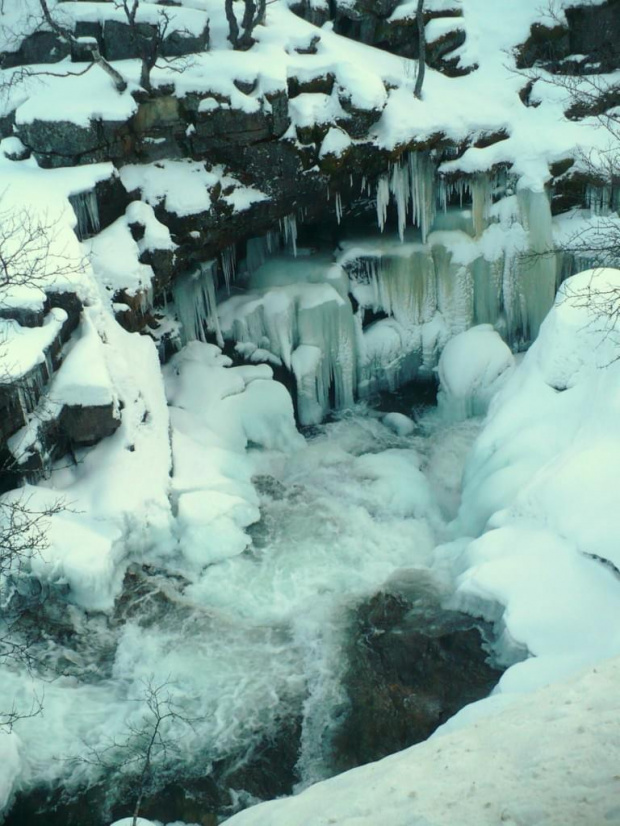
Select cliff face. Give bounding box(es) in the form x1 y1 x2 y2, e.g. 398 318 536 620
0 0 616 465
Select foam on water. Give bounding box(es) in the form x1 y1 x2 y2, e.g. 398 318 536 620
0 406 482 803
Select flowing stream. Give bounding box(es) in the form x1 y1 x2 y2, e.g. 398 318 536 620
4 401 483 822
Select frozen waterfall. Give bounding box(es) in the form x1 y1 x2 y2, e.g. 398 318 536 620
172 160 562 425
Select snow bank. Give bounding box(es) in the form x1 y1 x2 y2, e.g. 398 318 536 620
438 268 620 697
222 655 620 826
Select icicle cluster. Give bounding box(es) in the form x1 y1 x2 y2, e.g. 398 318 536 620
375 152 437 242
69 190 101 240
585 183 620 216
173 262 224 348
280 214 298 256
375 157 521 243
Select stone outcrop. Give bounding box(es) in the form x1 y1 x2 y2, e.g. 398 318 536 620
517 0 620 72
289 0 468 75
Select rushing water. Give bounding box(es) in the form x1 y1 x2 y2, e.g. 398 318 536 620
3 402 483 821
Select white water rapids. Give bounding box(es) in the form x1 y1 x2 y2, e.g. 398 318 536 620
1 404 482 812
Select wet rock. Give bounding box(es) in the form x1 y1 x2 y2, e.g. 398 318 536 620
131 95 188 161
331 571 504 772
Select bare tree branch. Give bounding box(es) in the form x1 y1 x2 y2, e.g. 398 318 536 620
37 0 128 92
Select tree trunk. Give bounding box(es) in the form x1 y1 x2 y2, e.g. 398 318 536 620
414 0 426 100
225 0 240 47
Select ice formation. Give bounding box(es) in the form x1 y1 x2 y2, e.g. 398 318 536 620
68 189 100 241
168 161 562 424
437 325 515 421
173 262 224 347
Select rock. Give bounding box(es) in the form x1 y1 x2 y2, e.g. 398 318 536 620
516 22 570 70
59 403 120 448
287 0 331 27
287 72 336 98
17 118 133 168
566 1 620 72
132 95 188 161
101 17 209 62
331 571 504 773
337 90 385 140
191 93 290 152
0 31 70 69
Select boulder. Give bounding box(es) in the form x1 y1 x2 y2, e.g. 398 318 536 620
59 403 120 448
331 571 503 772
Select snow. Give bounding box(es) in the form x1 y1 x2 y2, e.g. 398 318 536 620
14 63 138 128
222 655 620 826
0 309 66 380
51 310 115 407
165 341 303 574
120 160 266 217
382 412 415 436
84 206 166 299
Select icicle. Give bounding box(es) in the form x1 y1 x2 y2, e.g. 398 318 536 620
173 261 224 348
514 187 558 342
586 183 615 216
43 349 54 382
335 192 343 225
69 190 101 240
280 214 298 256
220 244 237 292
376 175 390 233
390 162 409 241
408 151 436 243
471 174 492 238
137 285 154 314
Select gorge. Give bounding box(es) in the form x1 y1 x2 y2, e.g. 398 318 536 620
1 0 620 824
